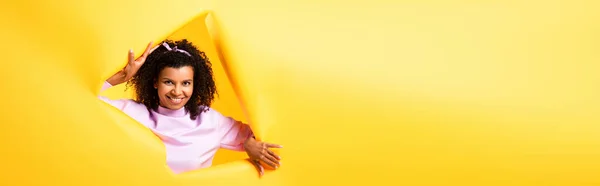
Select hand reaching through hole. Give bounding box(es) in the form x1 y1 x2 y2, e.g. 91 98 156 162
243 137 283 177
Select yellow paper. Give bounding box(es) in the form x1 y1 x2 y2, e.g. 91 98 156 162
1 0 600 185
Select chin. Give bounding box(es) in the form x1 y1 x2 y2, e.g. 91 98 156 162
160 102 188 110
167 103 187 110
167 106 184 110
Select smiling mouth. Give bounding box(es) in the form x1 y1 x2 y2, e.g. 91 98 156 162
166 95 185 104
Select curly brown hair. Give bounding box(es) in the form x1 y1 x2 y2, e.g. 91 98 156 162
126 39 217 120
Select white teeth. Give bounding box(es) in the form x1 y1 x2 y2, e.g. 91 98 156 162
168 96 184 104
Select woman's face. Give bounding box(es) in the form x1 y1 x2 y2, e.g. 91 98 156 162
154 66 194 110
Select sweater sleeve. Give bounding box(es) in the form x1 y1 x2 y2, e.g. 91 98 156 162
218 114 255 151
97 81 129 111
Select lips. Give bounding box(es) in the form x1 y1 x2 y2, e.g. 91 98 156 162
166 95 185 104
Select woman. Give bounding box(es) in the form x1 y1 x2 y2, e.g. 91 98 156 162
99 39 281 176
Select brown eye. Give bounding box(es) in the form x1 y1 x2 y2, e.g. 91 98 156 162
183 81 191 86
164 81 173 85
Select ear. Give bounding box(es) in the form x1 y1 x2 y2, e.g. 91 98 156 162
153 79 158 89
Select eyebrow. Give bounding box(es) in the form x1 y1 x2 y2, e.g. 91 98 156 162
161 78 193 82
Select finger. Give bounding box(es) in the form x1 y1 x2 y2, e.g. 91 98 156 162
260 155 278 168
253 159 264 177
264 143 283 148
149 44 160 54
122 63 130 77
141 41 154 58
128 49 134 65
263 152 280 165
267 149 281 160
247 159 264 177
257 161 264 177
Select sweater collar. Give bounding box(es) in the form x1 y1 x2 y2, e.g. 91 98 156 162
156 105 187 117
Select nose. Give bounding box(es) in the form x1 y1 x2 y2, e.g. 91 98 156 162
170 85 183 95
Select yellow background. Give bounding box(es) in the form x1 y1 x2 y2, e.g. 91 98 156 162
1 0 600 185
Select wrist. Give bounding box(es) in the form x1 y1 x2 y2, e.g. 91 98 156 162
106 79 118 86
106 73 124 86
244 135 256 148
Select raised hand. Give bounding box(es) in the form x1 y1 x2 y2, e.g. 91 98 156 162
106 42 154 86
